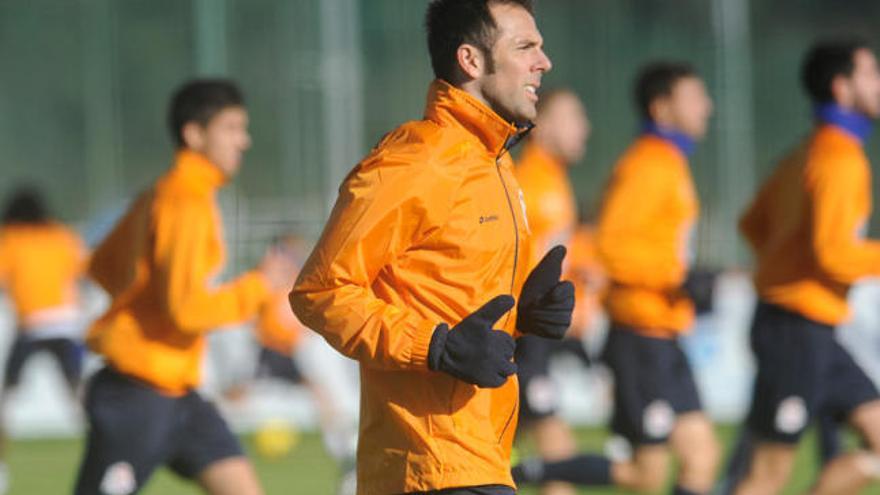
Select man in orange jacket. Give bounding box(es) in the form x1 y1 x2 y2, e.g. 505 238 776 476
733 39 880 495
0 186 88 494
513 89 590 495
515 63 719 495
291 1 576 493
74 79 292 495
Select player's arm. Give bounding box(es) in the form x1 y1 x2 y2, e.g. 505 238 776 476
257 291 304 353
809 155 880 283
290 156 457 372
153 199 271 334
596 162 685 290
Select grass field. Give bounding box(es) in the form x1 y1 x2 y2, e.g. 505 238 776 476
5 425 880 494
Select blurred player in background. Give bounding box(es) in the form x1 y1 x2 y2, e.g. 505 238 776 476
231 233 359 494
73 79 293 495
515 61 719 495
291 1 577 493
513 88 591 495
0 186 89 494
733 39 880 495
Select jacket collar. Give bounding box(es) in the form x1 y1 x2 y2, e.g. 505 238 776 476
170 149 228 192
424 79 528 158
815 103 873 145
641 121 696 157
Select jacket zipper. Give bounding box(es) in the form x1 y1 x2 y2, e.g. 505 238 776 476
494 152 519 297
494 141 520 445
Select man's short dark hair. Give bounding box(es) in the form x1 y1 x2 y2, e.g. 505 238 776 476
168 79 245 148
425 0 533 83
2 185 49 225
802 39 870 105
634 62 697 121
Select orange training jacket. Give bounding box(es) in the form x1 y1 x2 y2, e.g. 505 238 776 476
597 135 698 336
515 141 577 266
87 150 270 395
0 223 86 325
740 125 880 325
291 80 532 494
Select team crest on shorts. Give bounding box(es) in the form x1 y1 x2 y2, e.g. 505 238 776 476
526 375 559 414
100 461 136 495
775 396 807 434
643 400 674 438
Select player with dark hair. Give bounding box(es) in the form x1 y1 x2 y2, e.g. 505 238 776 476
291 1 576 493
73 79 293 495
514 61 718 495
733 38 880 495
0 186 88 494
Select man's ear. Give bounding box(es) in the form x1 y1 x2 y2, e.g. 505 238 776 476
456 43 486 80
830 74 854 108
181 121 205 151
649 98 673 127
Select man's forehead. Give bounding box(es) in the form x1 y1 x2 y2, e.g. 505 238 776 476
490 3 541 44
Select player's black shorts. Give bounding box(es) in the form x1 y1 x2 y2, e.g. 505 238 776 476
4 334 83 389
405 485 514 494
256 346 303 384
515 335 591 424
515 335 561 423
746 302 880 444
602 324 702 445
74 367 244 494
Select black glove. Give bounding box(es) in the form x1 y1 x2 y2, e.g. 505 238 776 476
516 245 575 339
682 268 718 316
428 295 517 388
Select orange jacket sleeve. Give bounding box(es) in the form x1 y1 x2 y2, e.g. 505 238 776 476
152 199 270 334
290 152 456 372
0 233 8 288
597 161 687 290
807 153 880 283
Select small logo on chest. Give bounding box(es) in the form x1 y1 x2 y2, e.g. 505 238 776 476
479 214 500 224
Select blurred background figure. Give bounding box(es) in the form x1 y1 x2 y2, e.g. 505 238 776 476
0 185 89 495
74 79 293 495
513 88 592 495
224 232 360 495
731 39 880 495
516 61 719 495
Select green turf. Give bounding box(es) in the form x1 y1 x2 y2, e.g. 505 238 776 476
5 425 880 494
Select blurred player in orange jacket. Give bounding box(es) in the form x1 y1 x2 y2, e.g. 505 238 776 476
515 62 718 495
73 79 293 495
0 186 88 494
513 89 590 495
733 39 880 495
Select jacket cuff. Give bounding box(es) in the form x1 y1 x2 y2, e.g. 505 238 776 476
426 323 449 371
409 321 441 370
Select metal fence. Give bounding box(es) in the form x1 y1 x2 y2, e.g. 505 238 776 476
2 0 880 270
